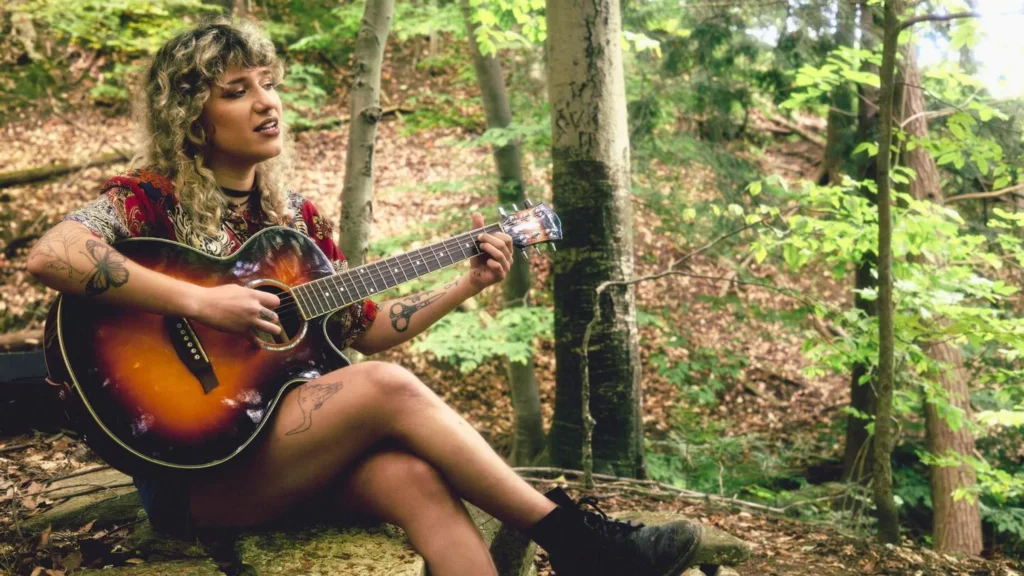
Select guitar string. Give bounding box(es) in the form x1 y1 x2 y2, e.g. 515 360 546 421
265 225 503 315
267 227 506 318
270 242 480 318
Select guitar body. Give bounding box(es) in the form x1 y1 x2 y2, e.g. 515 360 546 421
44 227 350 478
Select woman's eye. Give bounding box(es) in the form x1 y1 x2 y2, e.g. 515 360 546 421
263 83 276 91
226 90 245 98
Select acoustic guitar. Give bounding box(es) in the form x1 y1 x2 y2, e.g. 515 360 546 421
44 203 561 477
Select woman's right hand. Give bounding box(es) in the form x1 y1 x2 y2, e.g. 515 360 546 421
190 284 282 342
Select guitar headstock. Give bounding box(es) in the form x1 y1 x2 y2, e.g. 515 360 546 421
499 201 563 255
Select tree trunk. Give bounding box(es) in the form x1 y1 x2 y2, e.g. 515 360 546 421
339 0 394 267
459 0 545 466
841 0 880 485
546 0 645 478
872 0 901 545
901 47 983 556
821 0 857 186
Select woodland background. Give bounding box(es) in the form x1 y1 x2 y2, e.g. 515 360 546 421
1 0 1024 574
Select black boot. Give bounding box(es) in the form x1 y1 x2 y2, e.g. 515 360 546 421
527 487 703 576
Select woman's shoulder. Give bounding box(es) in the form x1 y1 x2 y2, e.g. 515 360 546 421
102 169 176 202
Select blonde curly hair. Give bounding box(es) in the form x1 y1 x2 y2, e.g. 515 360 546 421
131 17 292 240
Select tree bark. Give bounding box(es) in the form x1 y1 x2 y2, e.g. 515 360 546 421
546 0 646 478
842 0 880 485
459 0 545 466
872 0 902 545
821 0 858 186
339 0 394 267
901 47 983 556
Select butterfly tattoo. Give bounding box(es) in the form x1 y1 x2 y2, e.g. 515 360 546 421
81 240 129 296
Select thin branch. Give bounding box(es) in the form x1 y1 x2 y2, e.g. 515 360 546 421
577 219 767 488
944 183 1024 204
899 11 980 31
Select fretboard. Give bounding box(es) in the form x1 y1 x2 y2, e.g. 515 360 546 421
292 223 504 319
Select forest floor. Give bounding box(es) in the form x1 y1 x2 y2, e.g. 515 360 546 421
1 99 1022 575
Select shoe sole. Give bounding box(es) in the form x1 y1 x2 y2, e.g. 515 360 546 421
663 521 705 576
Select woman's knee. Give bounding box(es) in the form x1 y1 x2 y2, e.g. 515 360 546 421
359 361 434 404
350 450 457 515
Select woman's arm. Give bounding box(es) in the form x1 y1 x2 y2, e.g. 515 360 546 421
351 213 513 355
27 221 282 338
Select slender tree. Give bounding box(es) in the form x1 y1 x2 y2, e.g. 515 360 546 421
546 0 646 477
900 47 983 555
842 0 880 485
872 0 902 545
339 0 394 267
459 0 545 465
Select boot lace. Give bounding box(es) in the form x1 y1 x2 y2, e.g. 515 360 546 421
575 496 645 539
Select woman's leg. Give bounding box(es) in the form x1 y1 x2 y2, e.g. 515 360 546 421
189 360 554 530
331 447 497 576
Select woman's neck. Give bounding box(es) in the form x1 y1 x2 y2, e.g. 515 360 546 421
210 160 257 191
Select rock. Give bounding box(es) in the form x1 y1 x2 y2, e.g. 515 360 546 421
237 522 421 575
615 511 753 567
24 468 141 532
78 559 222 575
22 467 537 576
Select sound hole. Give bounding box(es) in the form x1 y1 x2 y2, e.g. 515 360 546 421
253 284 304 345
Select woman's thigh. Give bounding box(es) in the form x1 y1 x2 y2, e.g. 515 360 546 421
188 360 427 528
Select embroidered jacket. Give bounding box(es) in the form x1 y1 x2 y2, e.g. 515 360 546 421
64 169 378 350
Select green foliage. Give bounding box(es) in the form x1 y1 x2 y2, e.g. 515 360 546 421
278 62 328 128
649 334 749 407
467 0 546 57
412 306 552 373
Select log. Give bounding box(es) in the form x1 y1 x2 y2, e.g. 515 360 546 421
0 328 44 351
0 152 129 189
0 107 415 190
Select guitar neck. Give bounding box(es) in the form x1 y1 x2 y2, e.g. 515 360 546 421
292 223 504 319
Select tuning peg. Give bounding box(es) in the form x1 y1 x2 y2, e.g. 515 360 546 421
533 246 543 257
521 248 531 260
549 244 557 252
498 207 507 217
512 204 519 211
525 199 534 207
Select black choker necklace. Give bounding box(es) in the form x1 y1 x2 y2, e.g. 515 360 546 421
221 185 256 199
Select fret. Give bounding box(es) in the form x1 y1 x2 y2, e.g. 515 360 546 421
309 282 327 315
409 249 428 278
383 257 402 285
394 255 410 282
376 260 397 289
291 285 309 318
445 237 467 263
336 273 356 305
437 241 455 267
319 277 341 309
295 284 315 317
352 267 371 299
365 266 382 293
426 243 442 270
454 234 470 259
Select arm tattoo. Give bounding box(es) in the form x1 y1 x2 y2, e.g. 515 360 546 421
285 380 344 436
28 226 91 279
80 240 129 296
389 289 446 332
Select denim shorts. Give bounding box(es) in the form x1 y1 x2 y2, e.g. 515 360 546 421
133 476 193 538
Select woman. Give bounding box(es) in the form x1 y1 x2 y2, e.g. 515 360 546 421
27 17 712 576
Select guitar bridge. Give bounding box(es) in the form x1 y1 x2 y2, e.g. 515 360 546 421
165 317 219 394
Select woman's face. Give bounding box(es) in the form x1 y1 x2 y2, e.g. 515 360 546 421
200 65 283 169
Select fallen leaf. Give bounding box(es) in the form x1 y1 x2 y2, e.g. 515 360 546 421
76 519 96 534
38 524 52 547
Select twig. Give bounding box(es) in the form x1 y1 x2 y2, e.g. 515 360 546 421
578 219 767 488
944 183 1024 204
0 442 36 455
899 11 980 31
44 464 112 484
0 481 134 505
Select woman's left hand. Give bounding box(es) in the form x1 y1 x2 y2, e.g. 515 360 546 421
468 212 514 292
